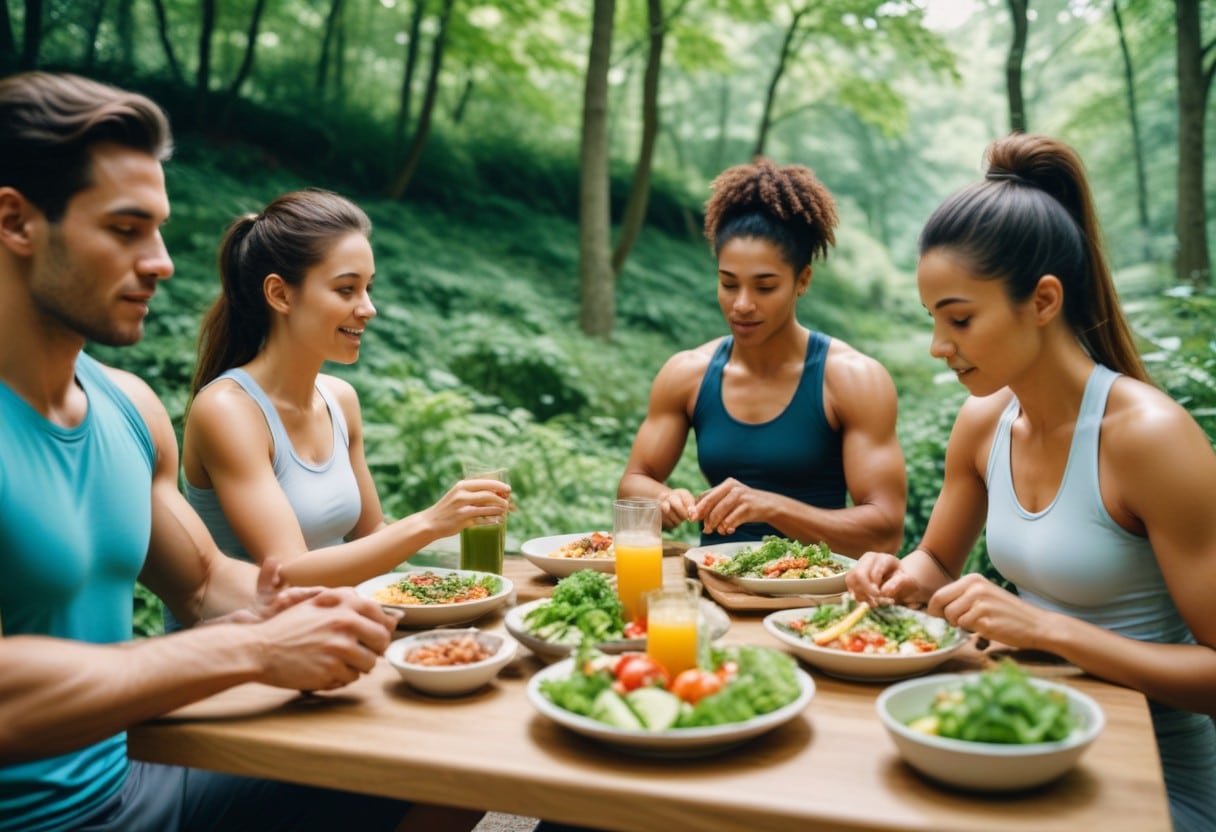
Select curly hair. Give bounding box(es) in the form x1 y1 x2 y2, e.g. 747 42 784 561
704 158 838 272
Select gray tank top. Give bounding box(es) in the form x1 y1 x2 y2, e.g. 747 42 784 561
185 368 362 563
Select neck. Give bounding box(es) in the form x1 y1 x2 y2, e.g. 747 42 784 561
242 335 325 409
0 271 88 420
731 322 809 376
1006 330 1096 433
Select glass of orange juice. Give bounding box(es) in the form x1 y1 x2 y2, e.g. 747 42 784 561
644 579 702 677
613 498 663 623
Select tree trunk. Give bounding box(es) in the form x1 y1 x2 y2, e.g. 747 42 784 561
1111 0 1152 263
149 0 184 83
20 0 42 69
0 0 13 73
195 0 217 123
753 6 806 159
1006 0 1028 133
226 0 269 101
394 0 427 151
315 0 344 98
1174 0 1212 288
83 0 106 69
451 73 474 124
612 0 664 275
579 0 616 338
387 0 453 200
114 0 133 72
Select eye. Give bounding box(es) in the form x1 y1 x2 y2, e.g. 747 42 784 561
951 317 971 329
336 286 356 296
110 225 137 237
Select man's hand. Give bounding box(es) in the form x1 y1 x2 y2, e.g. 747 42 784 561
690 478 774 536
201 558 323 626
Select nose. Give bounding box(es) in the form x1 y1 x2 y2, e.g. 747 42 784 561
138 233 174 282
929 325 954 360
732 287 756 315
357 291 376 321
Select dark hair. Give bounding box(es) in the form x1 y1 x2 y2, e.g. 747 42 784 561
192 189 373 396
919 133 1147 383
0 71 172 222
704 158 838 273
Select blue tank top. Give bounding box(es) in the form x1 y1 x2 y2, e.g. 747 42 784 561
986 364 1216 831
185 369 361 562
692 332 845 545
0 353 154 832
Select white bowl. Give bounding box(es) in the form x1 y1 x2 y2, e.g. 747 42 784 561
763 606 967 682
520 532 616 578
876 672 1105 791
684 542 856 596
385 628 517 696
355 567 513 628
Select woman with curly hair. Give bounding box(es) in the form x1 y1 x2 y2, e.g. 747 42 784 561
617 159 906 553
846 133 1216 830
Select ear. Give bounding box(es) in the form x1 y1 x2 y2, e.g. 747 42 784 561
1032 274 1064 325
0 187 40 257
796 265 812 297
263 273 292 315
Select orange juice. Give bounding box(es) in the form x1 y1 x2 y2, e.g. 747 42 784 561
614 540 662 622
646 609 698 676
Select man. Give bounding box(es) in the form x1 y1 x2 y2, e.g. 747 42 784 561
0 72 453 831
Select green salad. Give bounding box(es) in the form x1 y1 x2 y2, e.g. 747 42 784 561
522 569 626 645
376 571 501 605
710 535 841 579
909 661 1076 744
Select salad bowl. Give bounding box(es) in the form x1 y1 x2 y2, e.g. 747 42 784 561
763 605 967 682
355 567 513 628
877 670 1105 791
685 541 856 596
520 532 616 579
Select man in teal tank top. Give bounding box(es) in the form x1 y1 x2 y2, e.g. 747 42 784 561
0 72 427 831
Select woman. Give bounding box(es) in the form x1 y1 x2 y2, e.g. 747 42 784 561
617 159 906 554
178 189 510 603
845 134 1216 830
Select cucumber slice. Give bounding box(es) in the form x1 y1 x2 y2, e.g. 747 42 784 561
625 686 682 732
590 689 643 730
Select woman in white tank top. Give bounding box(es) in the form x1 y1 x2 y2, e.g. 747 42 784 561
846 134 1216 831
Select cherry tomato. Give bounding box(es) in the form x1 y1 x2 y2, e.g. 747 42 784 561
614 654 671 691
624 619 647 639
671 669 724 704
714 660 739 682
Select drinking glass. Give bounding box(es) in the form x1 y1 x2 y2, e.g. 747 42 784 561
459 462 508 574
613 498 662 623
644 578 702 677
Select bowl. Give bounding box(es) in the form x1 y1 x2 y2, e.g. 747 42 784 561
385 628 517 696
356 567 514 628
684 541 856 596
763 605 967 682
876 672 1105 791
520 532 616 578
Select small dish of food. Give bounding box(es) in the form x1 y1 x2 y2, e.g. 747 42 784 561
356 567 513 628
520 532 616 578
386 628 517 696
684 537 856 596
763 602 967 681
876 662 1105 791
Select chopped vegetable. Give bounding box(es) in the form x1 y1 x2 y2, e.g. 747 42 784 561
912 661 1076 744
710 536 841 579
522 569 625 645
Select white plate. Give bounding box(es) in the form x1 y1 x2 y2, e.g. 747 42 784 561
505 597 731 661
684 542 856 596
356 567 513 628
520 532 615 579
527 657 815 757
763 605 967 682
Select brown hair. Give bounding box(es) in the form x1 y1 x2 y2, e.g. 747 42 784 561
919 133 1148 383
0 72 172 221
704 158 838 272
192 189 372 395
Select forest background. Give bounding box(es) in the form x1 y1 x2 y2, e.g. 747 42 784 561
2 0 1213 636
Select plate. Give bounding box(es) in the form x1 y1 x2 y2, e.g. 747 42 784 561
505 597 731 661
355 567 513 628
526 657 816 757
763 606 967 682
684 541 857 596
520 532 615 579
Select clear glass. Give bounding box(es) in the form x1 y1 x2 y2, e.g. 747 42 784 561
644 578 701 676
613 498 662 623
459 463 508 575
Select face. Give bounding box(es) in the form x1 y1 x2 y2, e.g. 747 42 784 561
918 248 1040 397
281 231 376 365
716 236 808 345
28 142 173 347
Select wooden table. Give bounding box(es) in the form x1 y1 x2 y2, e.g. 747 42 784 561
129 554 1172 831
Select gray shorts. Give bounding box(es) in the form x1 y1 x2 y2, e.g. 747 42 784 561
76 760 409 832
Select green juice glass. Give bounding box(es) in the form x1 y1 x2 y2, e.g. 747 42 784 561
459 463 508 574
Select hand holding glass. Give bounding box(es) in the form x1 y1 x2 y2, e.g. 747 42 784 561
459 463 508 575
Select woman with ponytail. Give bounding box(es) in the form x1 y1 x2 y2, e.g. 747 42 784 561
847 134 1216 830
173 189 510 627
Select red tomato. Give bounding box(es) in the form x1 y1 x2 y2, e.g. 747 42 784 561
614 654 671 691
624 619 647 639
671 669 724 704
714 660 739 682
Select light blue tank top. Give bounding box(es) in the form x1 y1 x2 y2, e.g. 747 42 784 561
185 369 361 563
986 364 1216 831
0 353 154 832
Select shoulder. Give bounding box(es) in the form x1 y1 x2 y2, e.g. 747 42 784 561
822 338 896 398
654 340 719 389
1103 376 1212 467
100 363 169 426
188 376 267 430
316 373 362 426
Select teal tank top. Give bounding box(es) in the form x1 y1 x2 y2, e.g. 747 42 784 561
692 332 845 545
986 364 1216 831
0 353 154 832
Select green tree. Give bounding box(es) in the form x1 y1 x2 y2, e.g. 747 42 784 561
1174 0 1214 288
579 0 616 338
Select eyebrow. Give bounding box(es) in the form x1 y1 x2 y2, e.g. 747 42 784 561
108 206 168 224
330 272 373 281
718 269 781 279
932 297 969 310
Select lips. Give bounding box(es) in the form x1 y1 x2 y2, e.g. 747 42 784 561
339 327 364 339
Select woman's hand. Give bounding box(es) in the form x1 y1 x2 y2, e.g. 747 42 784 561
658 488 697 529
422 478 512 539
690 478 775 536
846 551 934 609
927 573 1050 650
